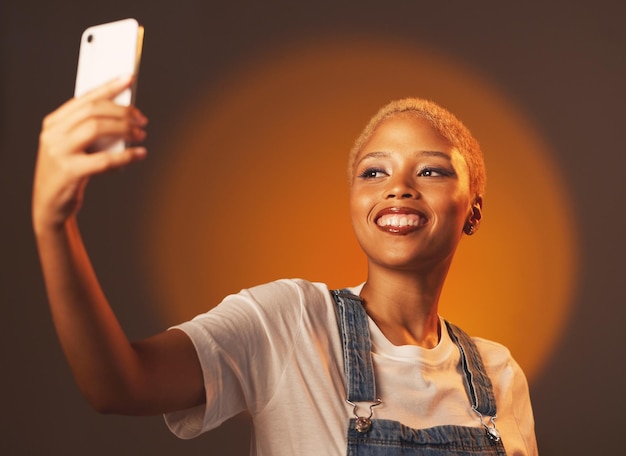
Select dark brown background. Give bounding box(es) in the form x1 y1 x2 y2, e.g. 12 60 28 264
2 1 625 454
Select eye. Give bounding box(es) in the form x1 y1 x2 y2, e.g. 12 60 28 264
358 167 388 179
417 167 454 178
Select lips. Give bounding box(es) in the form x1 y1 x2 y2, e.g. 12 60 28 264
374 207 427 234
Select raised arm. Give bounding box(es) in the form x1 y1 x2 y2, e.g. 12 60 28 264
32 77 205 415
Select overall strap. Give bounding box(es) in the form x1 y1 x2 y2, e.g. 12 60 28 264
330 290 499 418
445 321 498 417
331 289 377 402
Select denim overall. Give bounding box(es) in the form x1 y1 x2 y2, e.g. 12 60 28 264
332 290 507 456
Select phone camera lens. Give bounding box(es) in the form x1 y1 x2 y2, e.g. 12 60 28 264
87 34 94 43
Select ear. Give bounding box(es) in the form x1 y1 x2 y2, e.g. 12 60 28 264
463 196 483 235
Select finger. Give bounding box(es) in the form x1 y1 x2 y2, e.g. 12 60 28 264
58 117 147 155
44 75 135 128
72 146 148 177
47 101 127 139
59 100 146 140
80 74 135 103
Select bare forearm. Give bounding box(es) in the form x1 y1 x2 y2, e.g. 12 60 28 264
35 217 144 412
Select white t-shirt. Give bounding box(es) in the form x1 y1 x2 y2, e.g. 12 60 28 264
165 279 537 455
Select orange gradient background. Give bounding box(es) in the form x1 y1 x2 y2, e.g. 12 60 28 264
142 37 577 381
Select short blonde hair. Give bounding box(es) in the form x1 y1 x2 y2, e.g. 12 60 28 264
348 98 486 197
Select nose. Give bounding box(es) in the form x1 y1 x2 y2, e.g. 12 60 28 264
385 174 418 199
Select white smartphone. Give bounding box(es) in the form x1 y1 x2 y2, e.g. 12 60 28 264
74 18 144 152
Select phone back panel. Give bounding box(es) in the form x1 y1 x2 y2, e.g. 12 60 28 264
74 18 143 151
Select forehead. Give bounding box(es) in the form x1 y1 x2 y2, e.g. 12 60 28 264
358 114 456 158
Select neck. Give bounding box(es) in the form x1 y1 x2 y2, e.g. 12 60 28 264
360 262 451 348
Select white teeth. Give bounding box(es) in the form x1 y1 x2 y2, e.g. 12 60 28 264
377 214 421 227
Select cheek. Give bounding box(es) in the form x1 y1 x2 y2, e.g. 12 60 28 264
349 188 373 232
433 193 472 225
349 194 364 228
451 201 473 228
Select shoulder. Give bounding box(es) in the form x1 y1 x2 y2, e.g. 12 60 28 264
186 279 331 318
186 279 334 334
445 322 516 371
445 321 527 385
470 336 530 403
471 337 515 369
219 278 332 320
238 278 332 307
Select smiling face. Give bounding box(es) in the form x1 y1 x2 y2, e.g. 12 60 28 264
350 114 480 272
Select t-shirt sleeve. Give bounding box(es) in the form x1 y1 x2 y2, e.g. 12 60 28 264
164 279 315 439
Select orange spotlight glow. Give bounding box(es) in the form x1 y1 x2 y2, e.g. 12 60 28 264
141 36 577 382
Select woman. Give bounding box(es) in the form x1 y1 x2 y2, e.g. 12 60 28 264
33 76 538 455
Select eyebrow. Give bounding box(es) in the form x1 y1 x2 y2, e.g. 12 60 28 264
356 150 452 167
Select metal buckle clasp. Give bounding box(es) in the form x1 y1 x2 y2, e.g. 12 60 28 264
472 407 501 442
346 399 382 433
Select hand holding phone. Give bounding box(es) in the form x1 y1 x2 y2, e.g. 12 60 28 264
74 18 144 152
